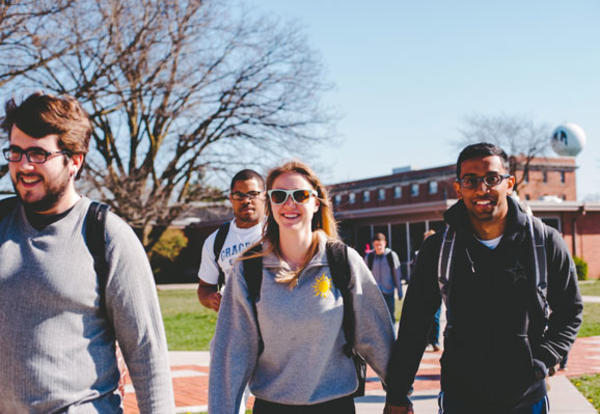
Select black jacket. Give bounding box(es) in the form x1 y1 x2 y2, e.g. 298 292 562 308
385 197 583 410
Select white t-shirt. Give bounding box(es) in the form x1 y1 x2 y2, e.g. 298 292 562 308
197 219 264 285
475 234 503 250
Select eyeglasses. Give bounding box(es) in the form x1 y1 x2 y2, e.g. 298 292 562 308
457 173 511 189
231 190 264 201
3 147 70 164
267 189 318 205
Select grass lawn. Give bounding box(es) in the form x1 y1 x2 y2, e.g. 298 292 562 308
580 280 600 297
571 374 600 412
158 289 216 350
579 302 600 338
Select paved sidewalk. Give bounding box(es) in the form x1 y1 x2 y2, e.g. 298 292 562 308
122 336 600 413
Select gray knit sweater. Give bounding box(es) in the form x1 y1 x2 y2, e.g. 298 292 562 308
0 197 174 413
208 234 395 413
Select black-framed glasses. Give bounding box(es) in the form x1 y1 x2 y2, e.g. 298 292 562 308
231 190 264 201
267 189 318 205
2 147 70 164
457 173 511 189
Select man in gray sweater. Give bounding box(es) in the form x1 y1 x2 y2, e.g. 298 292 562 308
0 93 175 413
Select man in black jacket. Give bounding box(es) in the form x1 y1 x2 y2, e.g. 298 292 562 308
384 143 583 414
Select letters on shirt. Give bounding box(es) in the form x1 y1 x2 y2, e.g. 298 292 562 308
220 242 253 266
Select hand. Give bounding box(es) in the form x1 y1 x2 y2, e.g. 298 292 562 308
208 291 222 312
383 403 414 414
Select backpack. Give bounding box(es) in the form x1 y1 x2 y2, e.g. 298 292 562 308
213 221 231 290
437 214 549 328
366 250 396 277
242 241 368 397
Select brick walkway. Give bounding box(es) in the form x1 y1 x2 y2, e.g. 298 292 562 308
122 335 600 413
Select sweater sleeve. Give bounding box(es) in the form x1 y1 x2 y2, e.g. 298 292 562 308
208 262 260 414
532 227 583 369
103 213 175 414
385 235 442 406
347 248 395 385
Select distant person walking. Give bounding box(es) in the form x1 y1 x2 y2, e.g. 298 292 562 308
384 143 583 414
366 232 403 324
209 161 394 413
0 92 174 412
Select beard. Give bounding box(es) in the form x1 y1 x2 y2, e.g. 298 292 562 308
13 170 71 213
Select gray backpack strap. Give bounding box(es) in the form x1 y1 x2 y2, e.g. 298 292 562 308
437 224 456 307
528 215 549 325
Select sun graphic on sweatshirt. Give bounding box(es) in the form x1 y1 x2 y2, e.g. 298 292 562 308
312 273 332 298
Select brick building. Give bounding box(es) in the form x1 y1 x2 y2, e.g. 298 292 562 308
328 157 600 279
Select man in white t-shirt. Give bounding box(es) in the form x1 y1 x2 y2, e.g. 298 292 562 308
197 169 265 414
197 168 265 311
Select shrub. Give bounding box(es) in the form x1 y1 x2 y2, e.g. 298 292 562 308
151 229 189 283
152 228 188 262
574 256 588 281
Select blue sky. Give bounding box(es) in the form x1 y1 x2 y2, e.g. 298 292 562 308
248 0 600 200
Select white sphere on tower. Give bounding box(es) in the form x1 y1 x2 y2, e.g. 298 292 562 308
551 123 586 156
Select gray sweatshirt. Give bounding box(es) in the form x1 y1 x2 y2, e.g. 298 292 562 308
0 197 174 413
208 233 394 413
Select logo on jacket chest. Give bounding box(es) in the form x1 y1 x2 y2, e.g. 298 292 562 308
505 261 528 285
312 273 332 298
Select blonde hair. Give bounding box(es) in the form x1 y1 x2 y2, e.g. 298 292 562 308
245 161 338 288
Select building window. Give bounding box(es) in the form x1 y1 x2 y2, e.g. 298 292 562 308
394 186 402 199
349 193 356 204
378 188 386 200
525 194 530 200
334 194 342 205
541 217 561 231
523 171 529 183
429 181 438 194
442 188 447 199
560 171 565 183
543 171 548 183
363 190 370 202
411 183 419 197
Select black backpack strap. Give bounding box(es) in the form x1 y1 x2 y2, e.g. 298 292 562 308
386 251 396 276
213 221 231 290
325 241 354 357
367 251 374 270
528 215 549 326
242 244 264 355
326 241 367 397
0 196 18 221
85 201 110 312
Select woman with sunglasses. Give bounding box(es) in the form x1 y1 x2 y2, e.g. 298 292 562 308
208 161 394 413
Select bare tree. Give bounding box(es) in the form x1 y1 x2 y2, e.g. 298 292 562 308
0 0 77 185
6 0 333 250
0 0 76 87
456 113 552 193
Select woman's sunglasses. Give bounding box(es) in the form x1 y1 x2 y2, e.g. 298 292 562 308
267 189 318 205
